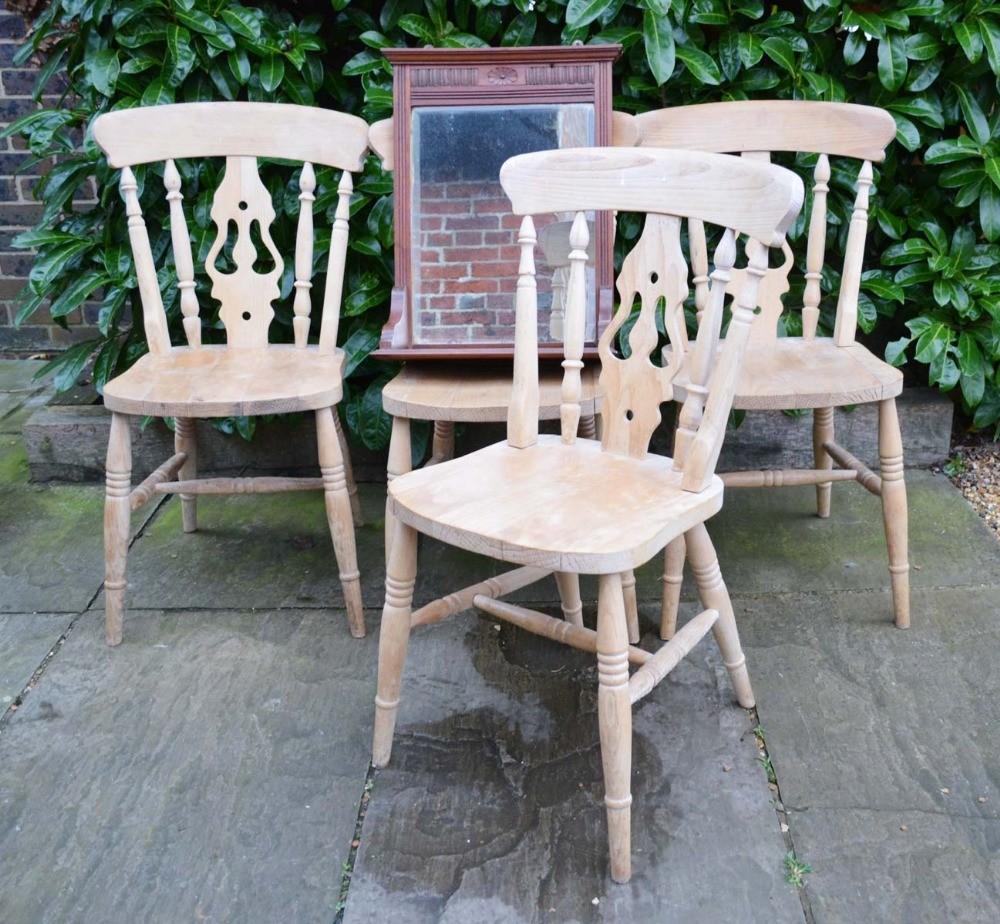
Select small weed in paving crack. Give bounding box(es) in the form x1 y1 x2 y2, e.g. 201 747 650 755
333 765 377 922
748 712 815 922
784 851 813 888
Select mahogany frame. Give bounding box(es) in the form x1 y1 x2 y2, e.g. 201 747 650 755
375 45 620 360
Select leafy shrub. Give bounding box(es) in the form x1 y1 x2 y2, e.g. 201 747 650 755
7 0 1000 441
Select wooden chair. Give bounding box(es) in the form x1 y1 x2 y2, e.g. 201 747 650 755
92 103 369 645
630 102 909 633
371 146 803 882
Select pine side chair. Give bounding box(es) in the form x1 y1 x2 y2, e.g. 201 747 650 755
91 102 369 646
629 101 911 633
371 146 804 883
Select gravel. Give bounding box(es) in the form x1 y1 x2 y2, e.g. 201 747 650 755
937 437 1000 542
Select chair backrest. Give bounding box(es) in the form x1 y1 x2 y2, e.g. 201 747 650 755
633 101 895 345
93 102 370 355
499 147 803 493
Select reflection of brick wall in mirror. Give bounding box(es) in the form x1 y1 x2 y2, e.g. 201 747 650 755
375 45 620 359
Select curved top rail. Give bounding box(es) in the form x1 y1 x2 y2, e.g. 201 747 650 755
633 101 895 162
93 103 370 171
500 147 804 247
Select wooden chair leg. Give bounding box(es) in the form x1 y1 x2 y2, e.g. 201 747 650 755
660 534 686 640
813 406 834 518
385 416 412 562
333 410 363 526
621 570 640 643
596 572 632 884
174 417 197 533
316 406 365 638
685 523 754 708
429 420 455 464
554 572 584 626
372 517 418 768
879 398 910 628
579 414 598 439
104 413 132 647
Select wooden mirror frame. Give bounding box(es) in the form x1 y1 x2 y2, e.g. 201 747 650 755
371 45 621 360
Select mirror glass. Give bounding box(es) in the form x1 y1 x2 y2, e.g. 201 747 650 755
410 103 597 346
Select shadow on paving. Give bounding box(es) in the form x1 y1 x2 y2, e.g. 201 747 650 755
343 612 801 924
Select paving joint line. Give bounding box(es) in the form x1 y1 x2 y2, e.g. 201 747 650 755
749 705 816 924
332 764 378 923
0 493 170 732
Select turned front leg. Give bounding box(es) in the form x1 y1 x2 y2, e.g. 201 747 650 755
316 406 364 638
333 410 362 526
174 417 197 533
385 416 412 562
372 517 418 767
685 523 754 708
429 419 455 464
597 572 633 884
813 407 834 519
621 570 640 644
879 398 910 628
660 534 686 640
104 413 132 646
554 572 584 626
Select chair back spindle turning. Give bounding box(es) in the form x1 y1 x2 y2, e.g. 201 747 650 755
633 101 894 345
499 147 803 493
93 103 369 354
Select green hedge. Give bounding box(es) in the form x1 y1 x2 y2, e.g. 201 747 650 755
6 0 1000 445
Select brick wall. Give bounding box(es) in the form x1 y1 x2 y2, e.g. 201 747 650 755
414 177 570 344
0 0 97 355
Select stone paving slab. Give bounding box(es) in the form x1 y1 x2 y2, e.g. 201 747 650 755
789 806 1000 924
739 585 1000 922
121 487 510 612
0 607 376 924
626 470 1000 610
344 610 802 924
0 479 160 614
0 612 74 706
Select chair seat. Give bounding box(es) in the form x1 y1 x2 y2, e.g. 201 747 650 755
669 337 902 410
102 344 344 417
389 435 723 573
381 361 600 422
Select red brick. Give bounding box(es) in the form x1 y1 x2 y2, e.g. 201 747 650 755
453 278 498 294
420 216 444 231
473 197 511 216
440 246 494 263
421 199 470 215
483 231 511 245
453 231 483 246
420 264 468 280
447 215 498 230
423 232 454 247
419 182 450 201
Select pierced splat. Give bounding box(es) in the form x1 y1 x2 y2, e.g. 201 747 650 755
598 214 688 458
726 239 793 343
205 156 284 348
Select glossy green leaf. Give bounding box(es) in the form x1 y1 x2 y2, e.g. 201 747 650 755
260 56 285 93
566 0 614 29
955 86 991 146
676 44 721 84
877 34 907 90
762 36 796 73
954 20 983 62
643 11 675 86
85 49 120 96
